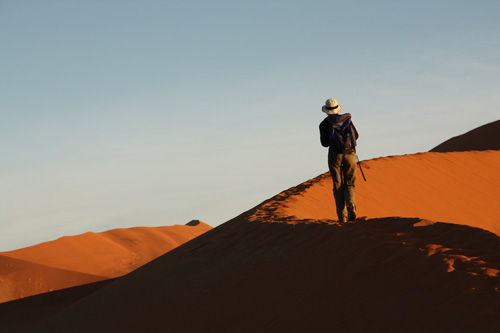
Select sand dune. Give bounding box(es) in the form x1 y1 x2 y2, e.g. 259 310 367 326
430 119 500 152
23 149 500 332
3 220 212 278
27 218 500 332
0 255 107 303
277 150 500 235
0 279 115 333
0 221 211 303
4 121 500 331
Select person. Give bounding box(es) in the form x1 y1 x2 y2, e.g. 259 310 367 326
319 98 359 223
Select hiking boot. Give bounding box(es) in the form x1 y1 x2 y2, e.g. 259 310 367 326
347 205 356 222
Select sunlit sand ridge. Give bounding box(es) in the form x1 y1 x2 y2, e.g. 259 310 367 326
2 120 500 332
0 221 211 303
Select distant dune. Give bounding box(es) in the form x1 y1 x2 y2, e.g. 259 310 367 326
3 120 500 332
430 119 500 152
16 149 500 332
0 221 211 303
0 255 107 303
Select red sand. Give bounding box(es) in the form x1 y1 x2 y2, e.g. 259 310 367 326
0 255 106 303
3 118 500 331
0 221 211 303
13 149 500 332
277 150 500 235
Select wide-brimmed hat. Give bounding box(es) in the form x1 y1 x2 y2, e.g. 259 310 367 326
322 98 342 115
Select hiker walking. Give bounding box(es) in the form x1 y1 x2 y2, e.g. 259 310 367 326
319 98 359 223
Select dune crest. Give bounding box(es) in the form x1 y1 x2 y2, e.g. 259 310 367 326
25 217 500 332
5 121 500 331
19 148 500 332
431 119 500 152
275 150 500 235
0 222 211 303
0 255 107 303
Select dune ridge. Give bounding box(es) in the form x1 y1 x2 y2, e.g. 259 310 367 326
430 119 500 152
276 150 500 235
0 221 211 303
5 119 500 331
27 218 500 331
24 149 500 332
0 255 107 303
3 221 212 277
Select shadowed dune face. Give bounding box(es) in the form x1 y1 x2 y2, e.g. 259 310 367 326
24 150 500 332
0 279 115 333
28 217 500 332
5 124 500 331
0 222 211 303
430 119 500 152
275 150 500 236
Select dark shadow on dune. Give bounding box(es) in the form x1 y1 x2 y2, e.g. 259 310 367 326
0 278 116 333
430 119 500 152
348 217 500 277
259 215 500 280
28 213 500 332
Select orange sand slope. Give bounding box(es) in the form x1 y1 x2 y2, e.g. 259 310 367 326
277 150 500 235
0 255 106 303
0 221 211 303
26 150 500 332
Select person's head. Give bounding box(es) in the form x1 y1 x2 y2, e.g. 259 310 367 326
322 98 342 115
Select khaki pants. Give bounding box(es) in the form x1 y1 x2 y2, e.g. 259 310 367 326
328 151 357 221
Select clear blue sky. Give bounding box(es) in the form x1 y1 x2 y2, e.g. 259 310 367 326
1 0 499 251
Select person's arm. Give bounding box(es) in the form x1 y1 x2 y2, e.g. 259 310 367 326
352 123 359 140
319 118 330 147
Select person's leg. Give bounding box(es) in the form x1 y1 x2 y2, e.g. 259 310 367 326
328 152 347 221
342 152 357 221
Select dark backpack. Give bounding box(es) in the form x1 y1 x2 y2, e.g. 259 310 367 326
327 114 356 154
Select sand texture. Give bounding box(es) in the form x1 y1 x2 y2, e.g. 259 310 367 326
3 120 500 332
16 149 500 332
278 150 500 235
0 221 211 303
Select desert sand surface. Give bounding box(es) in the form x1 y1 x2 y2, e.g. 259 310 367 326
4 120 500 332
0 255 107 303
0 221 211 303
277 150 500 235
23 149 500 332
0 279 115 333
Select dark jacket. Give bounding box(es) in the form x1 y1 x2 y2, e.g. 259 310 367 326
319 113 359 153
